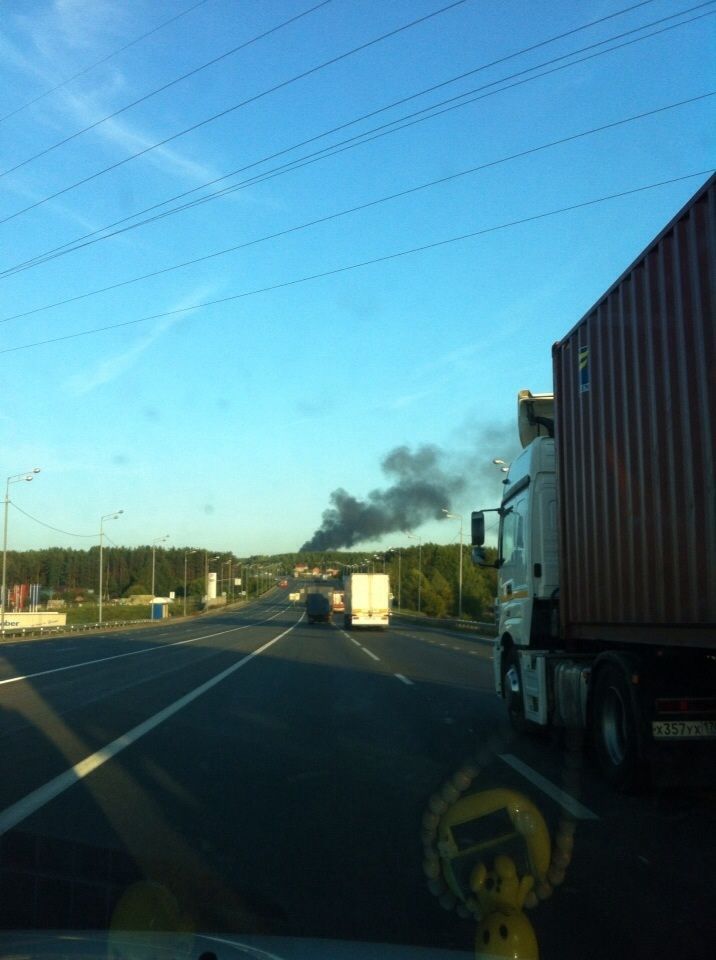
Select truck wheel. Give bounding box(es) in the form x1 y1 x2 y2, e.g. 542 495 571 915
592 663 644 792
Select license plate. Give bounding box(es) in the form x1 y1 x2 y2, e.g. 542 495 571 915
652 720 716 739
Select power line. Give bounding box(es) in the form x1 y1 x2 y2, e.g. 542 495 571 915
0 0 468 227
2 2 710 279
0 1 334 179
0 0 669 274
1 0 661 180
9 502 98 538
2 170 710 356
116 4 714 221
0 0 214 124
3 92 710 324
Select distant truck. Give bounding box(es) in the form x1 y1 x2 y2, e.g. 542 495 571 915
279 579 288 588
332 591 345 612
344 574 390 629
306 592 332 624
471 175 715 790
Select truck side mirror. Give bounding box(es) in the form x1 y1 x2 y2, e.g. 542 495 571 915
471 511 485 546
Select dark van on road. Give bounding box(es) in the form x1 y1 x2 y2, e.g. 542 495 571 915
306 593 331 624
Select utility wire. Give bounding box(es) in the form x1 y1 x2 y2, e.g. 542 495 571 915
2 171 710 356
0 0 659 179
9 502 98 538
3 93 710 324
2 1 710 279
108 4 714 224
0 0 468 226
0 1 334 179
0 0 670 273
0 0 214 124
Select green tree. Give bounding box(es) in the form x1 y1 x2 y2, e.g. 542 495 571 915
124 583 149 597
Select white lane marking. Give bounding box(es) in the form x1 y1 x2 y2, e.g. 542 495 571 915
0 615 304 837
349 637 362 647
360 646 380 661
202 936 286 960
0 606 291 687
498 753 599 821
394 673 414 686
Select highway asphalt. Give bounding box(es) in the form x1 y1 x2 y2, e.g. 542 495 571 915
0 588 714 957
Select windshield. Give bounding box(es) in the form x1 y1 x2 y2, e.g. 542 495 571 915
1 2 714 957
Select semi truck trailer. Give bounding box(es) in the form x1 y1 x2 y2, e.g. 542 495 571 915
472 174 715 789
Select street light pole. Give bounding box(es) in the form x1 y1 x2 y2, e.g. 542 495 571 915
397 548 402 610
405 533 423 613
388 547 402 610
184 549 197 616
1 468 41 633
442 509 464 619
99 509 123 625
151 535 169 599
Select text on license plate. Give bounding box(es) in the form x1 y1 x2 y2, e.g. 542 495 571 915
652 720 716 739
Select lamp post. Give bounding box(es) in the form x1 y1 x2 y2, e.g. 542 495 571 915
184 549 197 616
405 532 423 614
99 509 123 625
390 547 402 610
151 535 169 599
1 467 41 633
493 458 510 485
442 508 464 619
224 558 232 602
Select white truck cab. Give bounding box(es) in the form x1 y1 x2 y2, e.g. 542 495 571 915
473 392 563 727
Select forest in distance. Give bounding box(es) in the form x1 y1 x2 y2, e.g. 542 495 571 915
4 544 498 621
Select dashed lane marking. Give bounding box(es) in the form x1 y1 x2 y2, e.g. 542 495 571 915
0 616 304 837
394 673 414 685
499 753 599 821
360 646 380 662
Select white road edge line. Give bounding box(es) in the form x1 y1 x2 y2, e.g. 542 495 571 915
394 673 414 685
360 646 380 661
0 614 305 837
498 753 599 821
0 606 290 686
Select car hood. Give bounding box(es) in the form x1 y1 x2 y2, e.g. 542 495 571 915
0 931 473 959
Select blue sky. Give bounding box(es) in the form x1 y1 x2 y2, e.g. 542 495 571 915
1 0 714 555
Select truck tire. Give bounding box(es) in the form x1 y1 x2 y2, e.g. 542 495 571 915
591 663 644 792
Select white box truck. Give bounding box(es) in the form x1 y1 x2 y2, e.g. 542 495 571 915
344 573 390 629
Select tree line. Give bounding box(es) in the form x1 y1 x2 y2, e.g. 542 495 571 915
4 544 497 619
2 547 274 601
279 545 498 620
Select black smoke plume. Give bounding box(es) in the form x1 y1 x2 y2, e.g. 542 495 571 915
300 444 465 551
